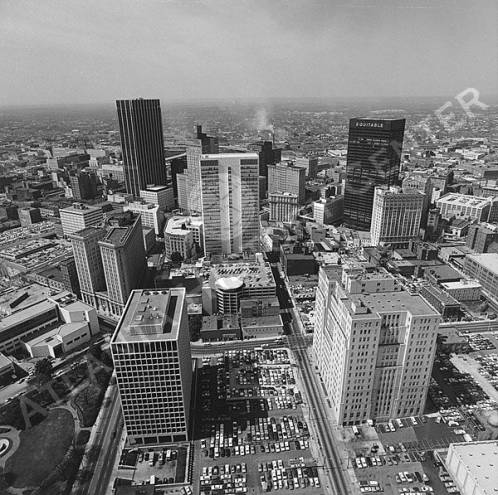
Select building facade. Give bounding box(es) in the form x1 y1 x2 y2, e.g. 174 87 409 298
200 153 260 256
111 288 192 445
370 186 424 247
436 193 493 222
69 227 107 308
269 192 299 222
313 196 344 226
60 203 103 237
267 162 305 204
99 214 146 316
116 98 167 197
313 264 440 425
343 118 406 230
463 253 498 301
139 185 174 211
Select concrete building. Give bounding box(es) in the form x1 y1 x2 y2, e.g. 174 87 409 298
370 186 424 247
268 162 305 204
111 288 192 445
463 253 498 301
24 321 91 358
0 300 59 353
205 260 277 314
313 196 344 226
437 193 494 222
116 99 167 197
466 223 498 253
99 214 146 317
176 173 189 211
294 156 318 178
241 314 283 339
60 203 103 237
269 192 299 222
200 153 260 256
70 171 98 201
187 125 219 213
446 440 498 495
140 185 174 211
164 218 194 261
69 227 107 309
313 264 440 425
124 200 163 235
440 280 482 301
18 207 42 227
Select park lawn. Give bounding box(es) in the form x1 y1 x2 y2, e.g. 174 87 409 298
6 408 74 488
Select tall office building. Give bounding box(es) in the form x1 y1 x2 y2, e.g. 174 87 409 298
313 263 440 425
187 125 219 213
60 203 103 237
248 141 282 179
313 196 344 226
116 98 167 197
69 227 106 307
70 171 98 201
98 213 146 316
111 288 192 445
343 118 406 230
370 186 424 247
200 153 260 256
267 162 305 204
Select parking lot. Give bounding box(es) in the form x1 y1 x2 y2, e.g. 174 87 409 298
193 349 322 495
115 446 188 486
345 415 468 495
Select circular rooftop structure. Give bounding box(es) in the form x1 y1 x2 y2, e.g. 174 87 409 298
215 276 244 291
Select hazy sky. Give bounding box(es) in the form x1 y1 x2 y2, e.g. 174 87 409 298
1 0 497 106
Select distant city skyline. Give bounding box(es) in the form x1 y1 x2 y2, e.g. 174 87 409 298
1 0 497 106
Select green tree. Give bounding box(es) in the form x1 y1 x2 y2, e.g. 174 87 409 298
170 251 184 264
34 358 53 385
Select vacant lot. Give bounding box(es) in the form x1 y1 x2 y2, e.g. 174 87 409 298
6 408 74 488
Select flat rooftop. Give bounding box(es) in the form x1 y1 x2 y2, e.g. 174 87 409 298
466 253 498 275
437 193 490 208
210 261 276 289
111 288 186 343
200 152 259 160
447 441 498 495
0 300 56 333
348 290 440 318
441 280 482 290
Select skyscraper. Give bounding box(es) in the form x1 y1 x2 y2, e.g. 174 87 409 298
267 162 305 204
98 213 146 316
111 288 192 445
69 227 106 308
313 263 440 425
370 186 424 247
343 118 406 230
116 98 167 197
187 125 219 213
200 153 260 256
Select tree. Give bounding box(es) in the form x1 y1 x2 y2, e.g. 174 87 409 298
87 343 102 362
34 358 53 385
170 251 184 264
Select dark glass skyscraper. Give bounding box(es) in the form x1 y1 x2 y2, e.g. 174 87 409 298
116 98 166 197
343 118 406 230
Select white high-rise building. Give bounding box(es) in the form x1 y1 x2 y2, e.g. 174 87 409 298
313 263 440 425
111 288 192 445
140 185 174 211
124 200 163 235
370 186 424 247
200 153 260 256
60 203 103 237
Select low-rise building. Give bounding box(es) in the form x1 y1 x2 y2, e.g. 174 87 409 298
463 253 498 301
24 321 91 358
446 440 498 495
440 280 482 301
241 314 283 339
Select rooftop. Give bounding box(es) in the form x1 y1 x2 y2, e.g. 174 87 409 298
437 193 490 208
353 290 440 318
441 280 482 290
466 253 498 274
111 288 186 343
210 261 276 289
0 300 56 334
0 284 51 315
447 441 498 495
201 152 259 160
25 321 88 348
